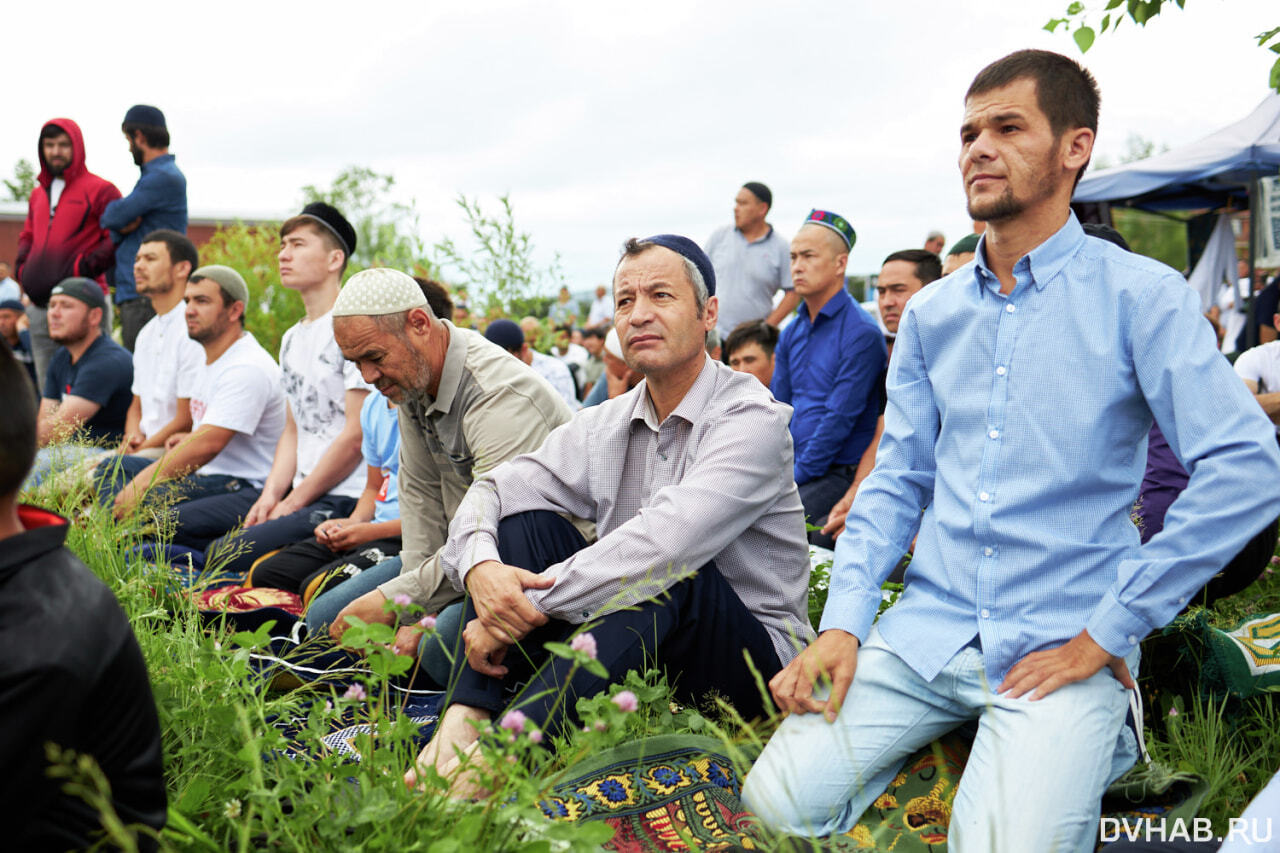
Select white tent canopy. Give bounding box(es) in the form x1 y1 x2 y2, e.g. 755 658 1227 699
1074 93 1280 211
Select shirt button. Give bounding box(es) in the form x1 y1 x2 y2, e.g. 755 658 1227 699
983 546 993 556
995 365 1007 376
981 608 991 619
988 429 999 439
1127 634 1138 645
979 491 990 502
1005 303 1016 313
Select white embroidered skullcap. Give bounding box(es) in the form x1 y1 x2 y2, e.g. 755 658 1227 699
605 328 624 360
332 268 427 317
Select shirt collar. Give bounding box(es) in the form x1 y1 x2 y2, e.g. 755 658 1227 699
141 153 176 173
735 224 775 244
797 287 853 324
629 354 718 432
972 212 1085 296
426 319 465 416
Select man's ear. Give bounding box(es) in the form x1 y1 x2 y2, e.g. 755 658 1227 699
1062 127 1094 176
703 294 719 331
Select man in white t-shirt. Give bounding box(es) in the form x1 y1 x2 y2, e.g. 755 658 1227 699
106 265 286 520
169 204 371 576
1234 313 1280 433
119 231 204 458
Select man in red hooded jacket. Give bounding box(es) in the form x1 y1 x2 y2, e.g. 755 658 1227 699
17 119 121 390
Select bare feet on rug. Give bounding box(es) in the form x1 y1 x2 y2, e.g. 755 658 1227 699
405 704 490 793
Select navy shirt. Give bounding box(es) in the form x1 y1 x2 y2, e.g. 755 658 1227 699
43 335 134 442
771 288 887 484
99 154 188 303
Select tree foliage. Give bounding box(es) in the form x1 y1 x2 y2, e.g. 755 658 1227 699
4 158 37 202
434 194 566 317
1046 2 1280 92
301 166 439 278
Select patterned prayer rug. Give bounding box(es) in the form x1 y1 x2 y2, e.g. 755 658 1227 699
541 732 1206 852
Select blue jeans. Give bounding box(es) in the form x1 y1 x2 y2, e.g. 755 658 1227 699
93 454 254 506
25 444 110 489
741 626 1139 850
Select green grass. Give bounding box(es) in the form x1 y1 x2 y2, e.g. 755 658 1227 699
22 466 1280 848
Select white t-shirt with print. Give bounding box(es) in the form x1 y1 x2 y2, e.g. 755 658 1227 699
191 333 287 485
132 300 204 438
278 310 372 498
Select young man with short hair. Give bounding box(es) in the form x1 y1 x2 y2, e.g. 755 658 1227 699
17 119 120 389
166 206 369 575
101 265 287 521
0 345 166 849
100 105 188 351
119 230 203 459
744 50 1280 850
724 319 780 388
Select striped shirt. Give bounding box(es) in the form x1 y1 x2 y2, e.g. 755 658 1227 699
442 355 815 663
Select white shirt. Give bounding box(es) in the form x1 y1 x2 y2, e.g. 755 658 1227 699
131 300 204 438
49 178 65 214
1234 340 1280 434
1218 279 1250 354
278 310 373 498
553 341 589 370
586 295 613 326
191 333 287 485
530 348 580 409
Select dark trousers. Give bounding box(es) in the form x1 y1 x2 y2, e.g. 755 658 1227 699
117 298 156 353
172 489 357 577
248 535 402 596
801 463 857 549
447 510 782 738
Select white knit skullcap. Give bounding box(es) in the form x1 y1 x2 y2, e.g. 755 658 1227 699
604 328 624 360
333 268 427 317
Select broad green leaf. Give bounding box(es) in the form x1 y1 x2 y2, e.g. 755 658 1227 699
1101 13 1111 32
1066 1 1084 15
1105 0 1124 9
1074 26 1096 52
1044 18 1066 33
1271 57 1280 93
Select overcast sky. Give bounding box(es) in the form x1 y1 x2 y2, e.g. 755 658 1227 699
4 0 1276 285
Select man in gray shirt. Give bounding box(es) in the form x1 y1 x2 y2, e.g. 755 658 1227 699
412 235 813 792
327 268 583 662
706 182 800 337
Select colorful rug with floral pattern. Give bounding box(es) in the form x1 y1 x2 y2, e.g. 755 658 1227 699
541 731 1205 851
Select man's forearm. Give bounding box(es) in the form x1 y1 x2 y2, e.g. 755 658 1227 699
1254 391 1280 424
288 435 363 507
141 407 193 450
767 291 801 327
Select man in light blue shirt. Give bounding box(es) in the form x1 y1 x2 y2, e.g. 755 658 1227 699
743 49 1280 851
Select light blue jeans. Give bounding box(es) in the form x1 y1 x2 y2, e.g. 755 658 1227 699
741 626 1139 852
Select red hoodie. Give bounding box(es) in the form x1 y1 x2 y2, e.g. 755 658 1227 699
15 119 121 308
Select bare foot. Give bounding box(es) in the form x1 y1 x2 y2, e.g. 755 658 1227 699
405 704 490 789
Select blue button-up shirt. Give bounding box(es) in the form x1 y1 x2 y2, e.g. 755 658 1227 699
772 288 886 485
100 154 188 302
822 214 1280 684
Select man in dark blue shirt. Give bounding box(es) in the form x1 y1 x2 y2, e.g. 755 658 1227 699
771 210 886 540
100 105 188 352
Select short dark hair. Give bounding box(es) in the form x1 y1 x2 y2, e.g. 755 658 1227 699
414 277 454 321
725 320 780 361
967 49 1100 187
582 326 607 340
882 249 942 286
39 124 69 142
140 229 198 272
122 122 170 149
280 216 349 273
0 345 37 493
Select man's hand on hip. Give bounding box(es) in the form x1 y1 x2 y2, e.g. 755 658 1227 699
769 629 860 722
465 559 554 642
998 629 1135 701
